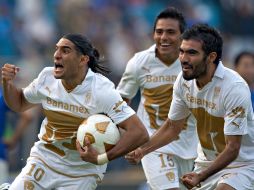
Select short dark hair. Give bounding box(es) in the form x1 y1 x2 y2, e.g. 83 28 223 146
234 51 254 67
181 24 223 65
63 33 109 75
153 7 186 33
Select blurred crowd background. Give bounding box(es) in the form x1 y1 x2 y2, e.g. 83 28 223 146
1 0 254 189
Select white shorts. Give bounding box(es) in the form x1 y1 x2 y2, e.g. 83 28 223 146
0 159 8 184
9 157 99 190
192 162 254 190
141 152 195 190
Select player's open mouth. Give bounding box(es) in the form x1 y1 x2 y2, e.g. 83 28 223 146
182 64 192 71
54 63 64 71
160 43 171 48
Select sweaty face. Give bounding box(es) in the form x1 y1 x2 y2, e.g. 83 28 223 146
153 18 182 61
179 39 208 80
53 38 82 80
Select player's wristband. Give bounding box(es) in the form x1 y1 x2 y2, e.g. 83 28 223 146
97 153 109 165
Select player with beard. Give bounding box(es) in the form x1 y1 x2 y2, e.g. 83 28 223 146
118 7 198 190
126 24 254 190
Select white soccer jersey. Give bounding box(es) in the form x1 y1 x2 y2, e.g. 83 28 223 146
117 45 198 159
169 62 254 166
23 67 135 179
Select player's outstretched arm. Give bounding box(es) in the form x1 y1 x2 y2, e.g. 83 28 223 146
1 63 34 112
125 118 185 164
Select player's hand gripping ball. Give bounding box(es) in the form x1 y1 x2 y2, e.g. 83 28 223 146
77 114 120 154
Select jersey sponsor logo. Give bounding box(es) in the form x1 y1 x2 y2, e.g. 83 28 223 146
145 75 177 83
186 93 216 110
46 97 89 114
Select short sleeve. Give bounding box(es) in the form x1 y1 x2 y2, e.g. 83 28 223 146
23 68 49 104
98 81 135 124
223 82 250 135
117 56 140 99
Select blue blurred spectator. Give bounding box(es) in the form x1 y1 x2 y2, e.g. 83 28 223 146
0 73 32 183
234 51 254 110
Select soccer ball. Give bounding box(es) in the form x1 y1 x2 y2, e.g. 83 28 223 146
77 114 120 154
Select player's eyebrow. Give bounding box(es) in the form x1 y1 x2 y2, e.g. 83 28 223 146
56 45 72 49
179 48 199 54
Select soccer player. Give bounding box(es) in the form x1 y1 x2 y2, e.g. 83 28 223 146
234 51 254 111
1 33 149 190
126 23 254 190
117 7 198 190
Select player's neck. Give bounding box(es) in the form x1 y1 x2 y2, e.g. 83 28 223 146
157 54 178 66
196 63 217 89
62 80 78 92
62 69 87 92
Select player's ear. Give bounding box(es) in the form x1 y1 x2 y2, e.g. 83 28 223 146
80 55 89 65
208 52 217 63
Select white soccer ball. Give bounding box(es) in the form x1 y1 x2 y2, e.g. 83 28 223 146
77 114 120 154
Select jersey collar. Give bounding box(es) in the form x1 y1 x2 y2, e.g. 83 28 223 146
148 44 156 53
213 61 225 79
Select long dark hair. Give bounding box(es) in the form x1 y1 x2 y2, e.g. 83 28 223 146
63 33 110 75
